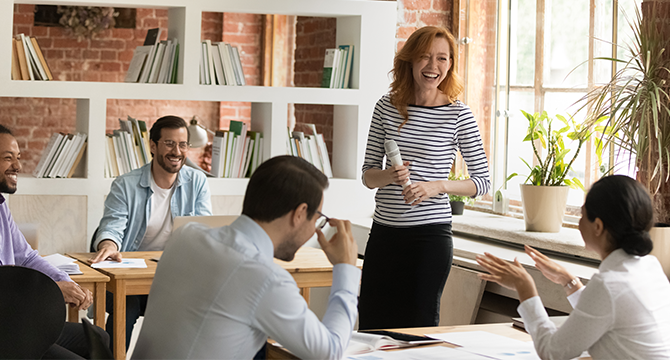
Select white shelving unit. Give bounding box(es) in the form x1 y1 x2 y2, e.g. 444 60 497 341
1 0 396 250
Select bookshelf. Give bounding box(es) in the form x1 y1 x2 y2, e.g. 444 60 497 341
1 0 396 253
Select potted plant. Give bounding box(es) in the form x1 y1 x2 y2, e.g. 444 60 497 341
517 110 598 232
578 4 670 274
448 172 473 215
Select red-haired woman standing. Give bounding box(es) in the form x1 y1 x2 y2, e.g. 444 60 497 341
359 26 490 329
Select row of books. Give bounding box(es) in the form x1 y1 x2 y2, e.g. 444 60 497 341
104 117 153 178
11 34 53 81
200 40 246 86
125 28 179 84
287 124 333 178
33 132 87 178
211 120 263 178
321 45 354 89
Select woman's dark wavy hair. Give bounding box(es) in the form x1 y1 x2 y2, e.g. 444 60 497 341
584 175 654 256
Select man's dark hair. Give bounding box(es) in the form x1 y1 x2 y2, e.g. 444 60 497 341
0 124 13 136
149 116 188 144
242 156 329 222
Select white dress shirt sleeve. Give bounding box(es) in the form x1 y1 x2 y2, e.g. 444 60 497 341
517 277 614 360
253 263 361 360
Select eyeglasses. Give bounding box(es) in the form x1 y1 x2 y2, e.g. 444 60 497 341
316 211 330 230
159 140 190 151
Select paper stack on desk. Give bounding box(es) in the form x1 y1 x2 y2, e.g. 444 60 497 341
91 258 147 269
43 253 83 275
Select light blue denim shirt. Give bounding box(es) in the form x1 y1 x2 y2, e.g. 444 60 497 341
94 163 212 252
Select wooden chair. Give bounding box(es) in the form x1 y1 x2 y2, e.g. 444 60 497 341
0 266 66 359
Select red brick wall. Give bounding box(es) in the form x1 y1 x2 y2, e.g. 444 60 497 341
396 0 453 49
293 17 336 157
6 5 261 174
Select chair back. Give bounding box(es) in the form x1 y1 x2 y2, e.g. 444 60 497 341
0 266 66 359
172 215 238 232
82 318 113 359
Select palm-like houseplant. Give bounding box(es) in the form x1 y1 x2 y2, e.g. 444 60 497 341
578 3 670 275
579 5 670 224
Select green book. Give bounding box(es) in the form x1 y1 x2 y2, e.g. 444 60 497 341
321 48 337 88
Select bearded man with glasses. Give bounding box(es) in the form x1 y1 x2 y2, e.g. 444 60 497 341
90 115 212 350
133 156 360 360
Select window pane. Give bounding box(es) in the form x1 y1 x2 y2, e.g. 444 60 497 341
594 0 614 84
544 0 589 87
510 0 536 85
505 90 535 200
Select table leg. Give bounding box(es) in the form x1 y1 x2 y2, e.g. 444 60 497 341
300 287 311 305
94 282 106 328
113 279 126 360
67 305 78 323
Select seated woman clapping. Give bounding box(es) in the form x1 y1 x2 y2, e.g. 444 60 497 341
477 175 670 360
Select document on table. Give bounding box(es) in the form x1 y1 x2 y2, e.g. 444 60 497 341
91 258 147 268
346 346 491 360
43 253 83 275
429 331 540 360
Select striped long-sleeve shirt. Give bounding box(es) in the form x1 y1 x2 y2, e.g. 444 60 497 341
362 94 491 227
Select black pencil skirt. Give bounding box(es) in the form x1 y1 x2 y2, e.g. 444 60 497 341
358 221 453 330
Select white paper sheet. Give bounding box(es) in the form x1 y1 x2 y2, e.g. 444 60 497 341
91 258 147 268
430 331 540 360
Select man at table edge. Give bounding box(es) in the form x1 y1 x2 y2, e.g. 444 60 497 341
89 115 212 349
132 155 360 360
0 124 108 358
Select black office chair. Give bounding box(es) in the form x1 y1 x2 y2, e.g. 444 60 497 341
0 265 66 359
81 318 113 360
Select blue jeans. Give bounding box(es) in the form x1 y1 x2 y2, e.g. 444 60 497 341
105 292 148 351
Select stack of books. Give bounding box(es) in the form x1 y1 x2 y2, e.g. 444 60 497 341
11 34 53 81
125 28 179 84
33 132 87 178
321 44 354 89
210 120 263 178
104 116 152 178
286 124 333 178
199 40 246 86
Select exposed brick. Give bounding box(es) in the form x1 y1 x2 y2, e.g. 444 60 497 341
398 25 417 40
405 0 432 10
83 50 101 60
419 11 450 26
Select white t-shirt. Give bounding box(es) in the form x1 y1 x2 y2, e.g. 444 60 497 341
139 175 175 251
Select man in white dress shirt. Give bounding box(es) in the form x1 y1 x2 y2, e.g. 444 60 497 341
132 155 360 360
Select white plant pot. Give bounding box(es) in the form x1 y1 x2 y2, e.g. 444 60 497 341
520 185 569 232
650 226 670 278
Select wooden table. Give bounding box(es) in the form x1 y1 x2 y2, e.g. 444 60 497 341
68 260 109 328
266 323 591 359
68 251 159 360
69 246 358 360
274 246 364 303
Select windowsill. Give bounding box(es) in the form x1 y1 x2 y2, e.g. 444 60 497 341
349 209 600 263
451 210 599 261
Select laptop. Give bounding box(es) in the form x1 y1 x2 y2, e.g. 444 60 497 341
172 215 238 232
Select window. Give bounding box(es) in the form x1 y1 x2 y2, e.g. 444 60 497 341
459 0 641 214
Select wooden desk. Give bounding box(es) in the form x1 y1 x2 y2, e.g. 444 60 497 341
68 260 109 328
69 246 356 360
68 251 159 360
274 246 364 303
266 323 591 359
